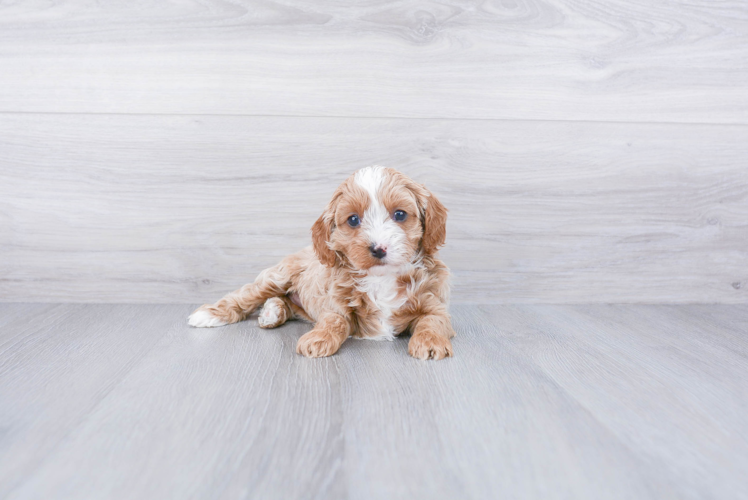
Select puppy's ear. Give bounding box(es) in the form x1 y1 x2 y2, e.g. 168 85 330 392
311 192 341 267
311 215 336 267
419 188 448 255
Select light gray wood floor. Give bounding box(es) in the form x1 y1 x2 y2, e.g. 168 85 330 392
1 303 746 500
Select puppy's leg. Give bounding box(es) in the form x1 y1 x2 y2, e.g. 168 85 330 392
296 313 351 358
258 297 292 329
188 264 290 328
408 313 455 360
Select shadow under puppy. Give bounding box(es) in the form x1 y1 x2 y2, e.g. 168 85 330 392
188 166 455 360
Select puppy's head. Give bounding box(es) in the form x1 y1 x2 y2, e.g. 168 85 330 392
312 166 447 271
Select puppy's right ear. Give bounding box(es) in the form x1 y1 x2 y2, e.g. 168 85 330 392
311 192 341 267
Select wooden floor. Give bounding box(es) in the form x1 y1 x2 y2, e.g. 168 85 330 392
1 304 746 500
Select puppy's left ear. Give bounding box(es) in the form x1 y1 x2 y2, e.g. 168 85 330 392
311 193 341 267
420 189 448 255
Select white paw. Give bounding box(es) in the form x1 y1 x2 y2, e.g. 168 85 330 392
188 310 228 328
258 300 282 328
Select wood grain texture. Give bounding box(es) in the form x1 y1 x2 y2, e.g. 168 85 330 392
1 304 747 499
0 304 182 498
0 0 747 123
479 304 748 500
1 114 746 303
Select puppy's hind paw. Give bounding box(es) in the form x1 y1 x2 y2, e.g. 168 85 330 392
258 297 289 329
188 308 228 328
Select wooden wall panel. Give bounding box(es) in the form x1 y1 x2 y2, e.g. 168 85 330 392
0 0 746 123
1 114 745 303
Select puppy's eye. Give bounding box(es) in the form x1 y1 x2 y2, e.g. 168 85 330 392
347 214 360 227
393 210 407 222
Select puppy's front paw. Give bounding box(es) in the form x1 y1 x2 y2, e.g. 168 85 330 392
188 307 228 328
296 330 341 358
408 332 453 360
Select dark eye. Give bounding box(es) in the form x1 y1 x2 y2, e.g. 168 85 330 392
347 214 360 227
393 210 407 222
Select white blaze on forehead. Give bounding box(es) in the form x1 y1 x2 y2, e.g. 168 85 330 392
354 165 385 203
353 166 408 265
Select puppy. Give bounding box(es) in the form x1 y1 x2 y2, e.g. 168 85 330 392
188 166 455 360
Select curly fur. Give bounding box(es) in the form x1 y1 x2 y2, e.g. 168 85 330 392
188 166 455 360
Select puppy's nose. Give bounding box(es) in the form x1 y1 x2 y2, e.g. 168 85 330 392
369 244 387 259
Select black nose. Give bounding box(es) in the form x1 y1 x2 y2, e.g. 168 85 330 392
369 244 387 259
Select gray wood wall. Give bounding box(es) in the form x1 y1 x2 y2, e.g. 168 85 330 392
1 0 746 304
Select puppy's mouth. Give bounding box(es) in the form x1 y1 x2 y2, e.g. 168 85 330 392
365 256 409 274
358 260 386 271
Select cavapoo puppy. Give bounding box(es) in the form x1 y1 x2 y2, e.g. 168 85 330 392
188 166 455 360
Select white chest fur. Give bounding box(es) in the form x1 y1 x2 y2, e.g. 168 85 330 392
356 272 407 340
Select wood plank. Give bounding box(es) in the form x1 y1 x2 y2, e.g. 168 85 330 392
479 304 748 500
0 303 53 335
335 306 677 500
5 304 748 499
0 304 181 498
0 1 746 123
5 307 344 500
1 114 746 303
675 304 748 358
